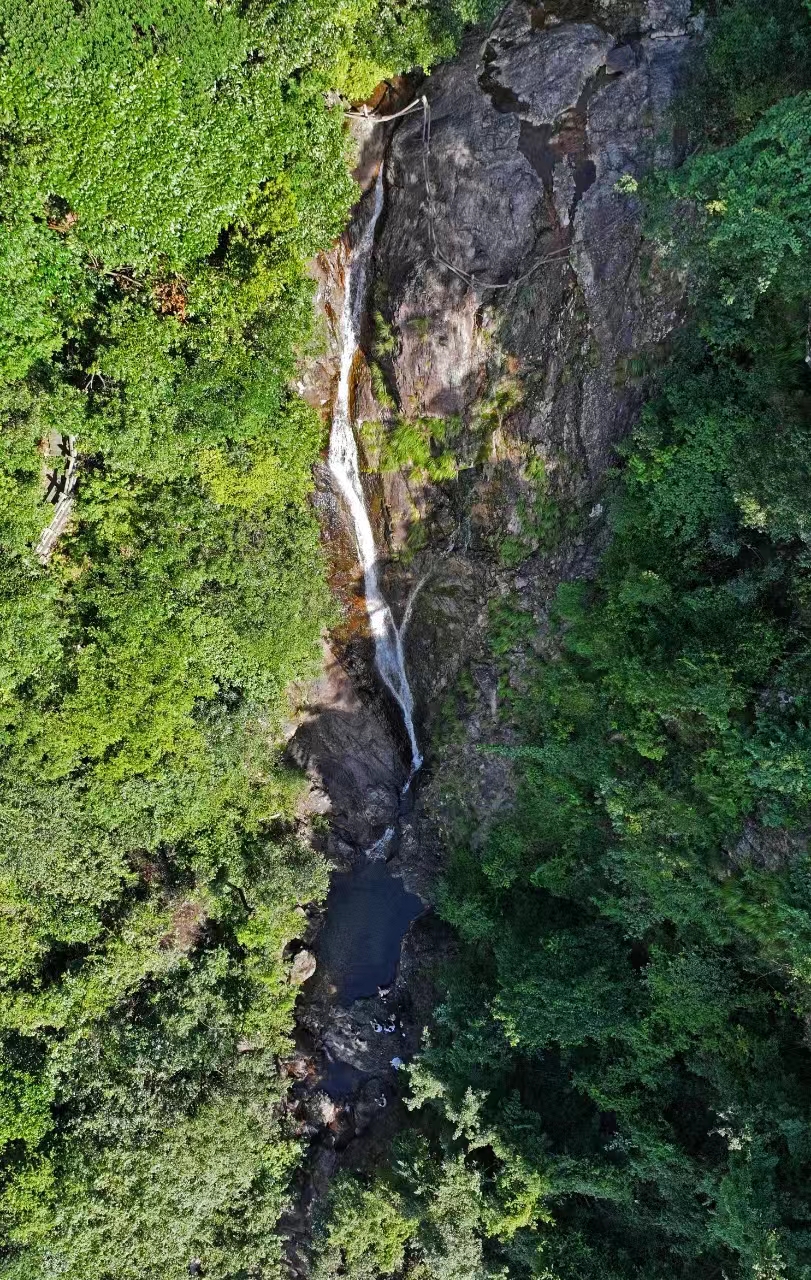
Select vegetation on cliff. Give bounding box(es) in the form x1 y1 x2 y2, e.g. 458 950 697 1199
314 2 811 1278
0 0 492 1275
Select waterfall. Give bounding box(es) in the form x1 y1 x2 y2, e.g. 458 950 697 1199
328 170 423 776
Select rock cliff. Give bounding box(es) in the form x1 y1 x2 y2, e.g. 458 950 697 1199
295 0 695 849
371 0 693 723
285 0 696 1230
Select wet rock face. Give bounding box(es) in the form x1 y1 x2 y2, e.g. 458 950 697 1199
377 0 691 484
287 642 406 858
290 0 695 865
487 22 613 126
364 0 693 724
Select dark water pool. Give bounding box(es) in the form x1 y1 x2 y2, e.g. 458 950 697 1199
317 859 424 1005
322 1055 366 1099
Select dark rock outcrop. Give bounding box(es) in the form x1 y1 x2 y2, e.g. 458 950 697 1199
285 3 696 1238
377 0 689 477
728 821 810 874
287 641 406 858
362 0 693 725
290 0 694 847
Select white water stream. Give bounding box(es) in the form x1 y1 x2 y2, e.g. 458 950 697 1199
328 170 423 778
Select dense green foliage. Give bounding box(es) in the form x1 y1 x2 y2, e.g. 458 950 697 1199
315 3 811 1278
0 0 494 1274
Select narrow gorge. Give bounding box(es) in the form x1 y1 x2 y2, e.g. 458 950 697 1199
285 0 697 1226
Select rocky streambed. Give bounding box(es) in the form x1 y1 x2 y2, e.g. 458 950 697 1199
282 0 697 1262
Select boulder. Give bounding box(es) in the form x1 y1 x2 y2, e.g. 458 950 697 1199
289 949 318 985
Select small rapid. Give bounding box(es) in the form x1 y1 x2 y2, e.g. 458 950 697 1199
328 169 422 776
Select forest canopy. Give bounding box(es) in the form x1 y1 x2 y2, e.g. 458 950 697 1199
0 0 490 1275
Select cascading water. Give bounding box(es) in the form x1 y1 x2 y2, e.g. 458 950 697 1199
328 169 423 777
